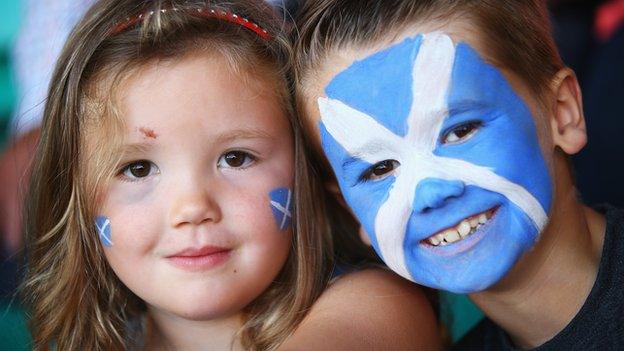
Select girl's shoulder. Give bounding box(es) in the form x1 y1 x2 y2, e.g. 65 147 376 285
279 268 442 350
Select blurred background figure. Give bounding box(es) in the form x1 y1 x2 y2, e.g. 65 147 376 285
0 1 96 349
0 0 95 297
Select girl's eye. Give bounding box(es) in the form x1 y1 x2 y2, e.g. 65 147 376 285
442 121 482 144
218 151 255 169
120 160 159 180
361 160 400 181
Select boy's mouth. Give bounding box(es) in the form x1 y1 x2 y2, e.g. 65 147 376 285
421 208 497 247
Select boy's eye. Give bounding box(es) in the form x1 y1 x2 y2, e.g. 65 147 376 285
218 151 255 169
361 160 400 181
121 160 159 180
442 121 482 144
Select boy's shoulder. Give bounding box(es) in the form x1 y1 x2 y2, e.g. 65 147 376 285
453 205 624 351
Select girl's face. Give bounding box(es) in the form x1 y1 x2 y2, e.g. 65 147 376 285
97 54 293 321
311 32 553 293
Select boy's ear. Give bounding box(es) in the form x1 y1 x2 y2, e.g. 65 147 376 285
549 68 587 155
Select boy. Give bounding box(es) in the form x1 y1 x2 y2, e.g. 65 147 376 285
293 0 623 349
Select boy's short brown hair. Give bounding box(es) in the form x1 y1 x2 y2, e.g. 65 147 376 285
294 0 563 101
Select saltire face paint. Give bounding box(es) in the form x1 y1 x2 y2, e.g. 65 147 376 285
318 32 553 293
269 188 293 231
95 215 113 247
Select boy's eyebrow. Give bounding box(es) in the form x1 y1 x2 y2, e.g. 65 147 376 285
447 100 490 115
340 141 393 169
342 156 362 170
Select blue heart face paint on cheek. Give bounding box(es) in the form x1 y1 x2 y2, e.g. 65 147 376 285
95 216 113 247
318 33 553 293
269 188 293 231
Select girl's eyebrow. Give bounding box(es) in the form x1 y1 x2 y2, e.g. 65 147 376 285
117 128 274 156
119 142 153 157
214 128 274 144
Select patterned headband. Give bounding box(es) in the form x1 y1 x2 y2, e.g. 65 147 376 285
109 6 271 39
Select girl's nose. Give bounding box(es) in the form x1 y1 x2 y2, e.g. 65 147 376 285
412 178 465 213
169 187 222 228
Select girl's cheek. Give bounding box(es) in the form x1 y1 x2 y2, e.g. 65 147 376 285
220 183 288 234
105 179 160 207
98 204 162 263
97 182 161 249
221 163 292 196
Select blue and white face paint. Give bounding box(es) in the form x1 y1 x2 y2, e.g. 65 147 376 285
318 33 552 293
95 215 113 247
269 188 293 231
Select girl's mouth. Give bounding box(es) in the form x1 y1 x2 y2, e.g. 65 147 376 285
421 207 497 247
166 246 232 271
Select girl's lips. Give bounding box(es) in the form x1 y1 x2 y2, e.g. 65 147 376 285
166 246 232 271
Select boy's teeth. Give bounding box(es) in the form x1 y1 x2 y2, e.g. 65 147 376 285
429 236 441 246
478 214 487 224
444 230 461 243
469 217 479 228
425 210 494 247
435 232 446 244
458 221 471 237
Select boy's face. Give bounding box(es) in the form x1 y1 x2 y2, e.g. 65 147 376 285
305 32 553 293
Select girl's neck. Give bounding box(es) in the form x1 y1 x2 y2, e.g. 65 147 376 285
470 174 606 349
145 308 244 351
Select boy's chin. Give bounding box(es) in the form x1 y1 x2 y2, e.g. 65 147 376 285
408 206 539 293
407 262 513 294
429 271 507 294
405 242 528 293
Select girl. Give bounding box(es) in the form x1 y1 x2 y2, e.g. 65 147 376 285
21 0 439 350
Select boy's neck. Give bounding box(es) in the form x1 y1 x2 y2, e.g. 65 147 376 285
145 308 244 351
469 161 606 349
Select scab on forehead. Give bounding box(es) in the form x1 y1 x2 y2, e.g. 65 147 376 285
138 127 158 139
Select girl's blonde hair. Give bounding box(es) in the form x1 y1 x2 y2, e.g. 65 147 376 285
21 0 364 349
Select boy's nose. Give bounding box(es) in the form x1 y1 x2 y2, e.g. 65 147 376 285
412 178 465 213
170 188 222 228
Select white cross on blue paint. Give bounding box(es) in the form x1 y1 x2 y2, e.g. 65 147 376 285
269 188 293 231
95 216 113 247
318 32 553 293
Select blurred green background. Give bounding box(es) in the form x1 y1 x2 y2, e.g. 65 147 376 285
0 4 31 351
0 1 20 149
